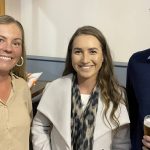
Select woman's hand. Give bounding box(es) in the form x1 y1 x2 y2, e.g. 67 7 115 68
142 135 150 149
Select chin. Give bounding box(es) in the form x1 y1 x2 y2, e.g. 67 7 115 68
78 73 96 80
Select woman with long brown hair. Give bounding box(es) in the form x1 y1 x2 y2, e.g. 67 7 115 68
32 26 130 150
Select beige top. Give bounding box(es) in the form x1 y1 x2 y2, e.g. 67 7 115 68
0 74 32 150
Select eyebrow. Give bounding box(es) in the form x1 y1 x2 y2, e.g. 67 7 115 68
0 35 22 41
13 38 22 41
0 35 6 39
88 47 99 50
73 47 99 50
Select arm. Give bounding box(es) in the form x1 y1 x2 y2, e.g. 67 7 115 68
112 124 131 150
31 111 53 150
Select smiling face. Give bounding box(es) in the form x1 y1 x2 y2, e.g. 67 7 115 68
0 23 22 74
71 35 103 83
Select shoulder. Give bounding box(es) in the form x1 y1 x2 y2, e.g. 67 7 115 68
37 74 73 116
129 48 150 64
53 74 73 83
45 74 73 89
11 74 29 90
13 75 27 85
39 74 73 103
11 74 31 103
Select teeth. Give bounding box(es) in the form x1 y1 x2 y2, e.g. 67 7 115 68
0 56 11 60
80 66 91 69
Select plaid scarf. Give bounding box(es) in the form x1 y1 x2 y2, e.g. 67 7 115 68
71 75 99 150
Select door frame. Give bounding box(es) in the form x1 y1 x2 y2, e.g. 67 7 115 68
0 0 5 15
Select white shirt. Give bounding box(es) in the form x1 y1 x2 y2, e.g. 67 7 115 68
81 94 90 110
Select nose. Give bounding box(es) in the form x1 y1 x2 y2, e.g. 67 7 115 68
4 42 13 52
82 52 90 63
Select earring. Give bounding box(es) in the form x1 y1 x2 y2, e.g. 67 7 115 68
16 57 24 67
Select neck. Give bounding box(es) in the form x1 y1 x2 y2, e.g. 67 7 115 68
78 78 97 94
0 73 10 83
0 70 10 79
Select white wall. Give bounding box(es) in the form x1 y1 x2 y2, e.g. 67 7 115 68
5 0 21 20
5 0 150 62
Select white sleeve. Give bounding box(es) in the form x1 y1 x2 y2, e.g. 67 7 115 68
31 111 53 150
112 124 131 150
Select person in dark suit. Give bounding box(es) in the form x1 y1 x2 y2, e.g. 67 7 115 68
126 48 150 150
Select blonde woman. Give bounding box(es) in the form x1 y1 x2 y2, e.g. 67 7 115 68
0 15 32 150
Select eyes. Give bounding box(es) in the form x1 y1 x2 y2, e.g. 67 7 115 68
13 41 22 48
0 38 4 43
73 48 98 55
0 37 22 48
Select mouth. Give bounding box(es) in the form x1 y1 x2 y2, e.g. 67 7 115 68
79 65 94 70
0 55 12 61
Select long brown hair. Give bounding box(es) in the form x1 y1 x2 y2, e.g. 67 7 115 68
0 15 27 80
63 26 123 128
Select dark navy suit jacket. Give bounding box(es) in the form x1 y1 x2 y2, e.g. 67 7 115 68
126 48 150 150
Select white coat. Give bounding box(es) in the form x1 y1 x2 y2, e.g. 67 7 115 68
32 74 131 150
